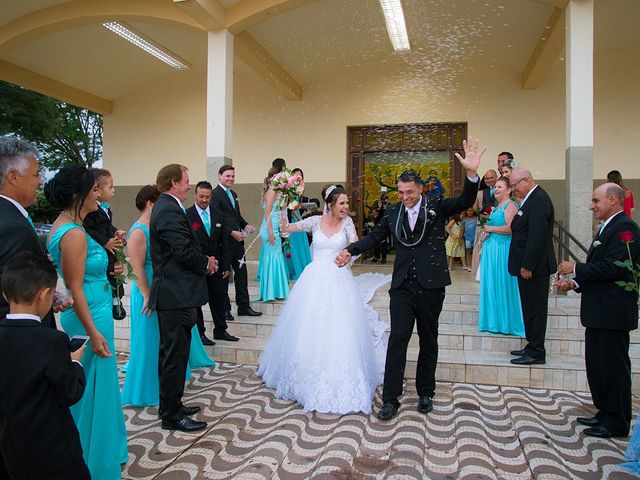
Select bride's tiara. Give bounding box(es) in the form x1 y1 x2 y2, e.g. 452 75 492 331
324 185 337 201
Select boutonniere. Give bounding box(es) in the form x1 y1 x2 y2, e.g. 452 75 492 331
593 240 602 247
516 210 523 216
192 221 200 231
427 208 436 220
215 223 222 228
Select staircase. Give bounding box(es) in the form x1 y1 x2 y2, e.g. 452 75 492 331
113 264 640 393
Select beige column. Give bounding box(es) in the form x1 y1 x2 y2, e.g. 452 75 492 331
565 0 594 258
206 30 234 183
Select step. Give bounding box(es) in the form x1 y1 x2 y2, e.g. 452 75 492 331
204 338 640 393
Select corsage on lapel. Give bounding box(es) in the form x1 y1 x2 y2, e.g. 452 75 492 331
516 210 523 216
593 240 602 248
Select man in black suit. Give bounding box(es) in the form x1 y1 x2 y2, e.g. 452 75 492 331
508 168 557 365
0 136 70 327
338 139 484 420
149 164 218 432
211 165 262 318
186 181 238 344
0 252 89 480
556 183 639 438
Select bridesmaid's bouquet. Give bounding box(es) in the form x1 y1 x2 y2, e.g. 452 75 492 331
269 169 304 210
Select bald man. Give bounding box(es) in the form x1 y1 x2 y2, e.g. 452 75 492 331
508 168 557 365
556 183 640 438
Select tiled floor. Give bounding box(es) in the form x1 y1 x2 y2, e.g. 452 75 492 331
119 359 639 479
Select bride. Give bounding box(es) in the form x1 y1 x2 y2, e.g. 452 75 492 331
257 184 391 414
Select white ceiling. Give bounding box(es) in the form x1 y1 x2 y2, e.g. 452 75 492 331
0 0 638 103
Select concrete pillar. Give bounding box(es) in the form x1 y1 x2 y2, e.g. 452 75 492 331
206 30 234 183
565 0 594 259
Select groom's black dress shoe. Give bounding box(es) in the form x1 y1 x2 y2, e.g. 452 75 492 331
417 396 433 414
214 332 239 342
161 416 207 432
510 348 527 356
225 311 234 321
182 405 201 416
510 355 545 365
377 403 398 421
583 425 627 439
577 416 601 427
237 307 262 317
200 335 215 346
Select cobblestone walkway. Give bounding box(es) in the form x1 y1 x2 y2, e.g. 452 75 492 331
119 360 638 479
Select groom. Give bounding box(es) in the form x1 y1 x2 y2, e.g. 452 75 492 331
337 139 483 420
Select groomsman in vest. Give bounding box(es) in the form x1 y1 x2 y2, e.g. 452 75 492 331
508 168 557 365
474 169 498 212
149 164 218 432
211 165 262 318
0 136 71 327
337 139 484 421
186 181 238 344
556 183 639 438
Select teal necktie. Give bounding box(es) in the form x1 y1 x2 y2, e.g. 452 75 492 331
226 189 235 207
201 210 211 236
26 214 36 231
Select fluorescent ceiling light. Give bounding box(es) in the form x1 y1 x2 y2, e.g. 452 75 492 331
103 21 190 70
379 0 410 52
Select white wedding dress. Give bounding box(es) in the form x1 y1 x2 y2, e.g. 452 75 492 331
257 215 391 414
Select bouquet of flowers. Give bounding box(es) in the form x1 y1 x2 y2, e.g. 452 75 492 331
269 169 305 210
477 205 493 228
111 232 137 319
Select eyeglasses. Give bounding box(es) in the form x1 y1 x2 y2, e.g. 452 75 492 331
511 177 529 188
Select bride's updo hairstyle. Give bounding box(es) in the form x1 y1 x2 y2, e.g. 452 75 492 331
321 184 347 208
44 164 96 218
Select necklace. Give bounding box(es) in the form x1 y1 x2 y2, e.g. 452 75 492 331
60 210 82 225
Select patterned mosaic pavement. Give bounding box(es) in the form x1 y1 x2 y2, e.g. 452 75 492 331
119 358 639 479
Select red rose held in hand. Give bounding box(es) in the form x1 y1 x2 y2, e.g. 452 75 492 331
192 222 200 230
619 230 634 244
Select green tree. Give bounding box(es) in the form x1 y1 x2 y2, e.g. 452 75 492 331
27 190 60 224
0 80 102 169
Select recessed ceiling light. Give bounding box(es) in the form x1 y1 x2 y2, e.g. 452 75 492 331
379 0 410 52
103 21 190 70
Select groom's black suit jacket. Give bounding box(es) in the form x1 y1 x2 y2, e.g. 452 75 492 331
347 177 479 290
149 193 208 311
0 317 86 478
574 212 640 331
0 197 55 326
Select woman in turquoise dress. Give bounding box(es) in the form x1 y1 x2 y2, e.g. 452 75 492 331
121 186 214 407
285 168 312 280
478 176 525 336
257 167 290 301
45 165 128 480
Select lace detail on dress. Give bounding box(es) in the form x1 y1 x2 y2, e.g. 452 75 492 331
344 216 358 244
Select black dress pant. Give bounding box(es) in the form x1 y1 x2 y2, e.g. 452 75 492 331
157 307 197 421
3 459 90 480
224 244 250 311
197 272 228 337
517 274 550 360
383 280 445 405
585 327 632 435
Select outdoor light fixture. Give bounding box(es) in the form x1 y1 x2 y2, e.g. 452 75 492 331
379 0 410 52
103 21 190 70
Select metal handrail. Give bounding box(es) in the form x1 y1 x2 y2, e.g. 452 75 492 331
554 220 588 262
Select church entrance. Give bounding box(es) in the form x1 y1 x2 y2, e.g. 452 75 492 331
346 122 468 235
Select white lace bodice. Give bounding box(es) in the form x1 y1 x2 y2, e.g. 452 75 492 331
294 215 358 262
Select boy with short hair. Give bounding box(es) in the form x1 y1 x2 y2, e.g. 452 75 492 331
84 168 127 319
0 251 89 480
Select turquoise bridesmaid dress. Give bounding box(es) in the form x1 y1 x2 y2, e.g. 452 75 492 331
121 223 214 407
257 201 289 301
49 223 128 480
478 201 525 336
286 205 312 280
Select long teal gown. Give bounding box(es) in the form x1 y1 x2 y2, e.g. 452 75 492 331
121 223 214 407
478 201 525 336
257 201 289 301
286 206 312 280
49 223 128 480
